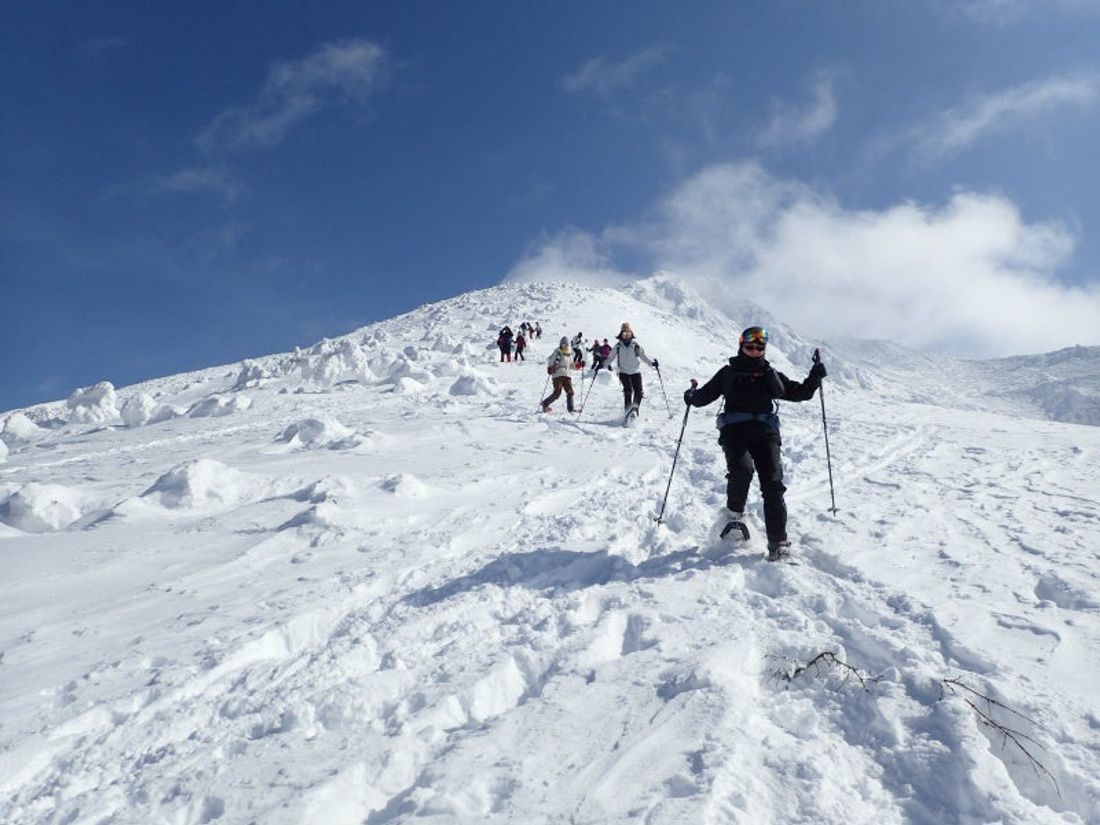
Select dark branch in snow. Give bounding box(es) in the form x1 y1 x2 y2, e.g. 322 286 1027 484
774 651 879 692
939 677 1061 799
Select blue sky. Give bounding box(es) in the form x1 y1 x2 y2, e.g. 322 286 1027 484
3 1 1100 410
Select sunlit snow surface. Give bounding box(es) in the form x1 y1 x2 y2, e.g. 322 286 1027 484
2 276 1099 824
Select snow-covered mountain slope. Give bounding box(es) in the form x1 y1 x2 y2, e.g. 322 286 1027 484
831 338 1100 425
2 275 1099 824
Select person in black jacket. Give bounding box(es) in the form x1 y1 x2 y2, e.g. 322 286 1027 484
683 326 826 560
497 326 514 362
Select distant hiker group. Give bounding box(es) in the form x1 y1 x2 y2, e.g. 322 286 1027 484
538 322 661 422
496 322 541 362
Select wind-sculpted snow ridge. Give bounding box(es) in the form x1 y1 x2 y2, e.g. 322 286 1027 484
1 274 1099 824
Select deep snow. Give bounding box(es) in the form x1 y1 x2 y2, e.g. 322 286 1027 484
1 275 1099 824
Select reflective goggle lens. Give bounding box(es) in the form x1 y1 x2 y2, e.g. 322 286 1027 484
741 327 768 345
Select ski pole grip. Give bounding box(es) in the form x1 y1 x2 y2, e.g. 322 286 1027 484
812 348 821 365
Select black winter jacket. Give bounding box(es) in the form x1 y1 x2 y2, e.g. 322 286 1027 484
689 354 819 416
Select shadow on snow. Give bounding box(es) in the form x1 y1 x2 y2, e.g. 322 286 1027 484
403 543 754 608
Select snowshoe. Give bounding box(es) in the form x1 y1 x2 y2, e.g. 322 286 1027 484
720 519 750 541
623 404 639 427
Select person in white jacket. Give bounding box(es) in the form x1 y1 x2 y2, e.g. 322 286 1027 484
610 322 658 411
571 332 586 367
540 337 577 413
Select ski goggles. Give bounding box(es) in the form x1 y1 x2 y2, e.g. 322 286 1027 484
739 327 769 346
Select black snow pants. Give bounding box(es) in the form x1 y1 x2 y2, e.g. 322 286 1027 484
720 422 787 544
619 372 643 409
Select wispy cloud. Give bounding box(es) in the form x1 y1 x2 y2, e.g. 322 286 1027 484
81 36 130 60
914 73 1099 159
507 162 1100 356
756 71 839 148
960 0 1037 24
562 46 665 96
153 167 241 202
959 0 1100 25
198 39 388 152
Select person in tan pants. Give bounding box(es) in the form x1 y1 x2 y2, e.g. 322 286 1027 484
541 337 577 413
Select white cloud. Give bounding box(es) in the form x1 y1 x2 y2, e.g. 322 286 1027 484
562 47 665 95
914 73 1098 159
757 71 838 148
506 162 1100 356
198 39 387 151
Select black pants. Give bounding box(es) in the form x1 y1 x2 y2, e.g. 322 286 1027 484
619 372 643 409
720 422 787 543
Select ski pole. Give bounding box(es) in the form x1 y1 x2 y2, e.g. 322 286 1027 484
537 373 550 410
655 380 696 524
814 348 839 515
654 364 673 419
578 369 598 416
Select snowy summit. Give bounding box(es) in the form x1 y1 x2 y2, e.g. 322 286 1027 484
1 275 1099 823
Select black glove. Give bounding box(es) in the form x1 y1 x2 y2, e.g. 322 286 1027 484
652 358 660 369
809 360 827 381
683 388 695 404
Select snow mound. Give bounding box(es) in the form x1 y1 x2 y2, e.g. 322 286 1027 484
66 381 120 425
1 483 85 532
382 353 435 386
120 393 178 427
141 459 267 509
2 412 45 445
392 376 427 395
431 332 460 352
380 473 431 498
279 476 370 533
449 369 497 397
293 475 358 504
187 394 252 418
0 439 7 463
300 339 376 388
233 359 265 389
276 416 360 450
